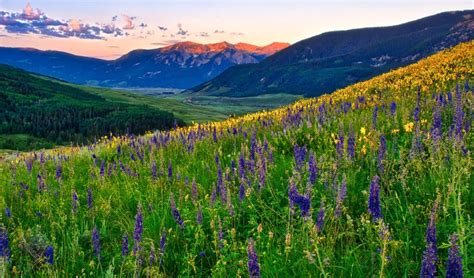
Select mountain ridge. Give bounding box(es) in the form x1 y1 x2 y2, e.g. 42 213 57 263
188 10 474 97
0 41 289 88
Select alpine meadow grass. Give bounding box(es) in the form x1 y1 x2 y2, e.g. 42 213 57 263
0 41 472 277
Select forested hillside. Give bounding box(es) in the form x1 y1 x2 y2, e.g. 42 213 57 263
0 65 182 150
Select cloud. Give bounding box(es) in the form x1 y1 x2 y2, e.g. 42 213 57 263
0 3 127 40
22 2 42 20
158 26 167 31
214 29 225 34
176 23 189 36
199 32 209 37
139 22 147 28
122 15 136 30
230 32 244 36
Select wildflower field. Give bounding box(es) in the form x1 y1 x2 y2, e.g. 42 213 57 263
0 41 473 277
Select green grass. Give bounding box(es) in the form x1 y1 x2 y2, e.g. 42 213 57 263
72 85 231 123
0 43 472 277
73 85 301 123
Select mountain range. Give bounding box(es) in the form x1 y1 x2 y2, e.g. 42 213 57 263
0 41 289 88
189 10 474 97
0 10 473 98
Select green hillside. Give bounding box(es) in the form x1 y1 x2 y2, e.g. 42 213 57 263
0 41 472 277
0 64 182 151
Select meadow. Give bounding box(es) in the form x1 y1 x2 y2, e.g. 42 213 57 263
0 41 472 277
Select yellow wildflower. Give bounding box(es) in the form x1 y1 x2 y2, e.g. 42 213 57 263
404 122 414 133
391 129 400 135
360 127 366 135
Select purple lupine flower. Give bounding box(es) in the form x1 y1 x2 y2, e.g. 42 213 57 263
92 226 100 258
151 161 157 180
44 245 54 265
72 190 78 213
168 160 173 179
133 206 143 255
247 239 261 277
239 153 246 180
191 178 198 202
196 206 203 225
122 234 129 256
160 231 167 255
414 105 420 123
390 102 397 115
293 144 307 170
5 208 11 218
368 175 382 221
446 234 463 278
158 231 166 266
239 181 246 202
0 226 10 259
297 194 311 218
288 182 311 218
231 159 236 177
347 130 355 159
55 164 62 181
87 188 93 210
372 105 378 129
316 202 325 232
308 153 318 185
149 246 156 266
170 194 185 229
250 132 257 161
377 135 386 173
40 152 45 165
213 127 217 142
420 204 438 277
420 243 437 278
26 159 33 173
334 177 347 218
100 160 105 177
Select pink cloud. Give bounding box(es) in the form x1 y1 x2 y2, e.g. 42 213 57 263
122 15 135 30
22 2 42 20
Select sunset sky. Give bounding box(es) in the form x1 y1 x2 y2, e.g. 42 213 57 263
1 0 472 59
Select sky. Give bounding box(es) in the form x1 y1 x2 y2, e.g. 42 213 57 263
0 0 472 59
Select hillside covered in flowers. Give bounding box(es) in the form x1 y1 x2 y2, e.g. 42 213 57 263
0 41 473 276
